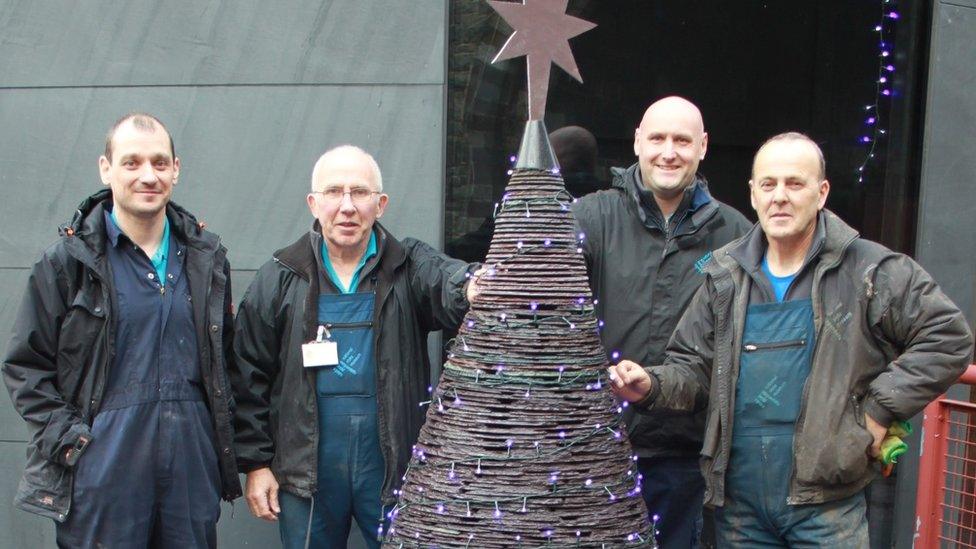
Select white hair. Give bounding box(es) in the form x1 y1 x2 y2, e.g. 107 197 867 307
310 145 383 192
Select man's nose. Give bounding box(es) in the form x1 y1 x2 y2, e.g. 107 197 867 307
771 182 789 202
661 138 676 158
138 162 157 183
339 192 357 211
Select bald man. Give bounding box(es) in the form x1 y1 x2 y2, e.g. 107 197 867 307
573 97 750 547
231 146 476 548
609 132 971 546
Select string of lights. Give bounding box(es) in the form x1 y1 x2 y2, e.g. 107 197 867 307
857 0 900 183
381 168 654 548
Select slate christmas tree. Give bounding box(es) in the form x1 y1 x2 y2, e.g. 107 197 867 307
382 1 654 547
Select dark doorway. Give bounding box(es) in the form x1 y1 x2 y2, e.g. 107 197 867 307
445 1 929 263
443 2 932 548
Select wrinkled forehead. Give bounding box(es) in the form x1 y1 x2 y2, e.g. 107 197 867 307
753 141 822 181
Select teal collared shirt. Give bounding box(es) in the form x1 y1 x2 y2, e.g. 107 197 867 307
321 231 377 294
110 209 171 287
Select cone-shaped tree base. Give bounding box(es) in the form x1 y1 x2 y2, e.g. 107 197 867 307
382 163 654 548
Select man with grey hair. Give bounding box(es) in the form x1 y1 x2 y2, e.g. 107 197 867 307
609 132 972 546
231 145 477 548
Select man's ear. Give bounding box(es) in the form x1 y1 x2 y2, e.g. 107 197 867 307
818 179 830 210
376 194 390 218
99 156 111 186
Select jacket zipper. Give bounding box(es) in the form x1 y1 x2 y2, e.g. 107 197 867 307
786 233 858 504
742 339 806 352
659 204 706 260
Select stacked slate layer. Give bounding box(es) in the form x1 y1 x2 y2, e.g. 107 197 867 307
382 166 654 548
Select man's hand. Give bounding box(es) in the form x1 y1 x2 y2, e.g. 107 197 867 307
608 360 654 403
465 267 487 303
245 467 280 521
864 413 887 459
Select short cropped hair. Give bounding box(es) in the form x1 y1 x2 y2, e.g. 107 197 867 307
753 132 826 181
104 112 175 162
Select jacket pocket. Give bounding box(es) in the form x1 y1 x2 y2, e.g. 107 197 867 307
18 452 72 520
798 394 873 486
57 292 107 400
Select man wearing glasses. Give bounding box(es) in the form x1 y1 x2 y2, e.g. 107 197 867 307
231 145 476 548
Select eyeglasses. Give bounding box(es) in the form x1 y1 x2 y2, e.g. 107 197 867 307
312 187 380 203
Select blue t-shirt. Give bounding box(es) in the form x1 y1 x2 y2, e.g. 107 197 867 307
761 255 798 303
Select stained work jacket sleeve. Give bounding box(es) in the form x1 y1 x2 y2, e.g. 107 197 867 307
864 255 974 427
230 260 282 472
2 252 92 467
401 237 474 333
641 280 715 414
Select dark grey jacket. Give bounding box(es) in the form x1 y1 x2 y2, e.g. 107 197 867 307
230 225 471 504
573 164 751 457
2 189 242 521
643 210 973 506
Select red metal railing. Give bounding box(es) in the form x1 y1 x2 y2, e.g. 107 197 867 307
915 365 976 548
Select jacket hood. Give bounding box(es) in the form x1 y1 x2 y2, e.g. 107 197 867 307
59 188 221 261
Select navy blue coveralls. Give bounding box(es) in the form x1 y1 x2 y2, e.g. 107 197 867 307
57 212 220 548
714 258 868 547
279 232 386 549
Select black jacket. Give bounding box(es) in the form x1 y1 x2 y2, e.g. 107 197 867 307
644 211 974 506
2 189 242 522
573 164 751 458
230 225 471 504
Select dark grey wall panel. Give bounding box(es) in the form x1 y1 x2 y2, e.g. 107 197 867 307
0 84 444 270
0 268 31 442
0 1 444 87
893 3 976 549
914 2 976 325
0 442 56 547
0 1 448 546
231 270 256 304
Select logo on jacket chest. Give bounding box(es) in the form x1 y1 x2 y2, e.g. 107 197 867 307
694 251 713 274
822 302 853 342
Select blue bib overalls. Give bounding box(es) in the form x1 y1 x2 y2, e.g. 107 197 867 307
715 298 867 547
57 230 220 549
278 292 385 549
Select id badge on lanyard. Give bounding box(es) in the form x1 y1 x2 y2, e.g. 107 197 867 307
302 325 339 368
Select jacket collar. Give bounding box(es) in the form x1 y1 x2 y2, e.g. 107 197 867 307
274 220 406 282
725 209 859 274
59 188 219 270
611 163 717 233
